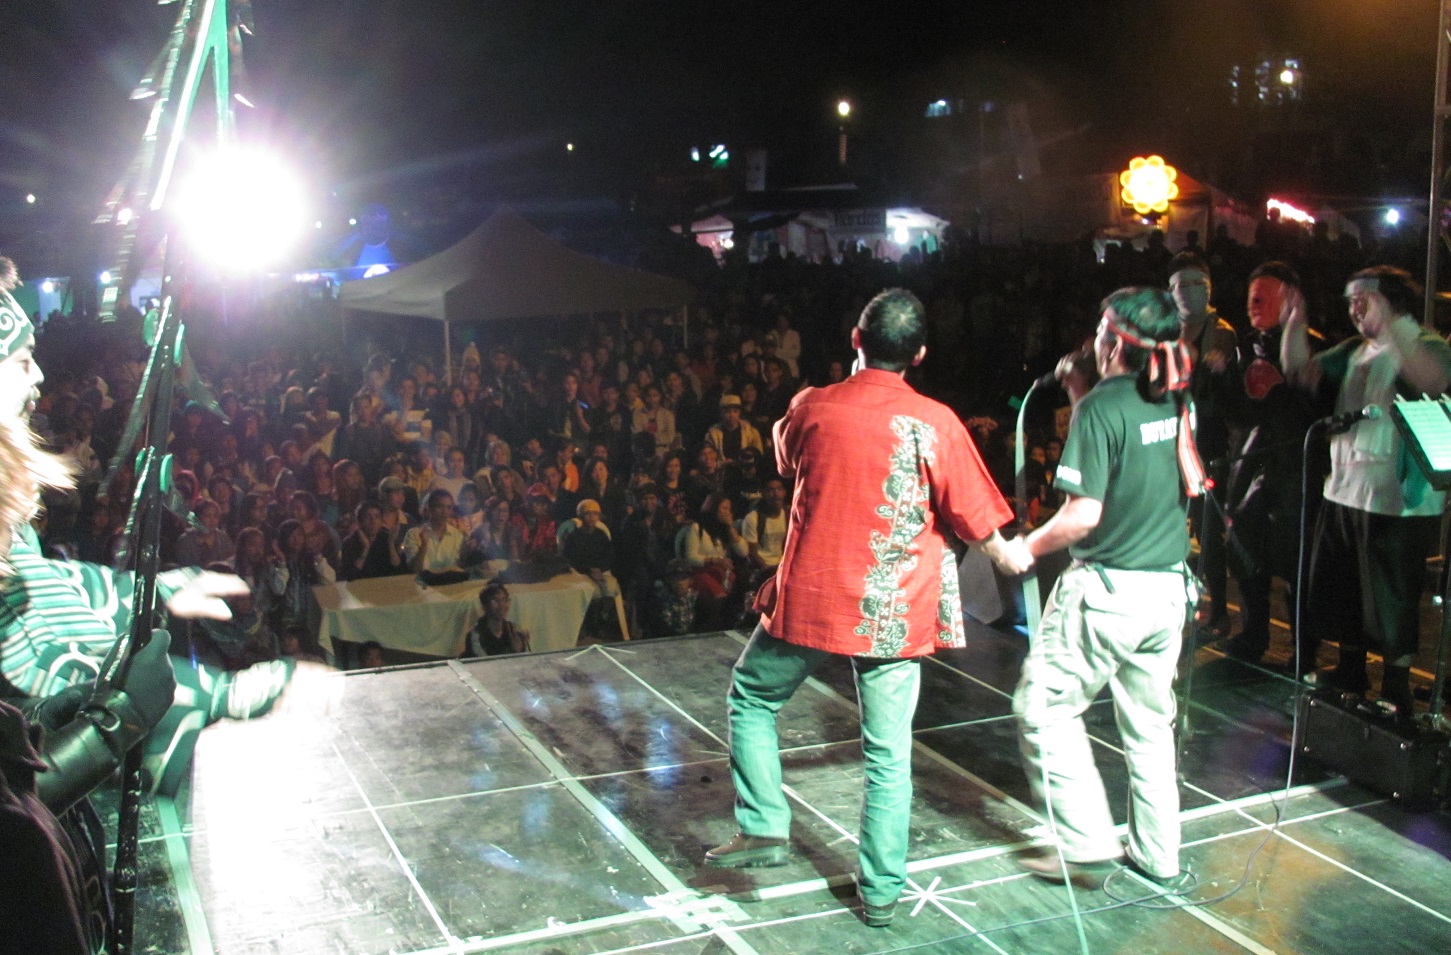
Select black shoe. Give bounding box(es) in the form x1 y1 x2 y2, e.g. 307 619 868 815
860 898 897 928
1303 668 1368 699
1125 858 1195 894
1223 633 1268 664
1381 666 1414 715
705 833 790 868
1017 849 1122 889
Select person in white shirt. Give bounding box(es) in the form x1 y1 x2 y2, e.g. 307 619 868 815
632 384 678 456
402 489 468 583
740 477 788 575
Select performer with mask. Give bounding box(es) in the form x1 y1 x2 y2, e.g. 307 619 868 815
1221 263 1323 665
996 287 1200 891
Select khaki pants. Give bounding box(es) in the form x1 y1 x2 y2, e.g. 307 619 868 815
1013 562 1190 878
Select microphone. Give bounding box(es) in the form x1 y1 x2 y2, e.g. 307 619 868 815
1317 405 1382 434
1029 372 1059 390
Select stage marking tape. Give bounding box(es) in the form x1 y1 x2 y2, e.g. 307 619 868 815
447 659 762 955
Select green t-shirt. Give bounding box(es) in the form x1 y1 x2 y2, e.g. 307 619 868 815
1053 374 1191 569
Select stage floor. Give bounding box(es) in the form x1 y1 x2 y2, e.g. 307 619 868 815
111 622 1451 955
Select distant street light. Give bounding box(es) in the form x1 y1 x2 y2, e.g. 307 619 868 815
836 99 853 167
1386 208 1402 226
25 194 36 204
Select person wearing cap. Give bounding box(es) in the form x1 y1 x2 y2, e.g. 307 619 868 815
562 498 629 639
1282 265 1451 716
995 287 1202 893
706 289 1015 928
704 394 763 465
519 483 559 562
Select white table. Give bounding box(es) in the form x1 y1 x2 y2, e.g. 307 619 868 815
313 572 598 657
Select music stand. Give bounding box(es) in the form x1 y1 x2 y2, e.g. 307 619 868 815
1390 396 1451 728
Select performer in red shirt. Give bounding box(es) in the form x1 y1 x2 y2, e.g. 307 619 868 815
705 289 1016 928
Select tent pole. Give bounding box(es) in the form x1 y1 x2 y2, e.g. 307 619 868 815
444 321 453 386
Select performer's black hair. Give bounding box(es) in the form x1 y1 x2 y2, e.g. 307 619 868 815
858 288 927 371
1350 264 1422 320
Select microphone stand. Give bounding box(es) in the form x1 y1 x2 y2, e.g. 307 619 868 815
90 294 185 955
1014 378 1050 636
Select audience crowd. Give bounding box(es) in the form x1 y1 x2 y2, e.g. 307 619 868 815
21 216 1426 669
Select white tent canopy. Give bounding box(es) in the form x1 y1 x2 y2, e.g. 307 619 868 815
339 207 693 322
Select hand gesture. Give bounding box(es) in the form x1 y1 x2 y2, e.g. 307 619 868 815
1280 284 1306 330
165 571 250 620
990 537 1035 577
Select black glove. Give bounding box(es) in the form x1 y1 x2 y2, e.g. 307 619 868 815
113 628 177 732
34 630 177 813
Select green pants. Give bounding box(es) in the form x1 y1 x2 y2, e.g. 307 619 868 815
726 625 922 905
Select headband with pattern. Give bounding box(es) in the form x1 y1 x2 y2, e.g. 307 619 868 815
1104 312 1207 498
0 292 35 360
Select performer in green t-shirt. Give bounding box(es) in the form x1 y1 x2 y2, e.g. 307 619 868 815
995 286 1199 893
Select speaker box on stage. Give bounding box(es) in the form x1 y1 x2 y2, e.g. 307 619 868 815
1294 688 1451 810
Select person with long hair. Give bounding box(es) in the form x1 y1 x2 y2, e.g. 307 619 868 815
1000 286 1202 892
469 496 520 563
0 273 293 948
272 517 335 640
675 492 747 628
580 456 628 531
332 459 367 521
301 449 338 525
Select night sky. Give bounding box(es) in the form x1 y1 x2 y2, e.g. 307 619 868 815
0 0 1441 237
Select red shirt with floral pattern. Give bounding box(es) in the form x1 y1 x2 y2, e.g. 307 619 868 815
759 370 1011 658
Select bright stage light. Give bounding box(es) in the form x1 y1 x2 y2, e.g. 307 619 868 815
99 271 114 285
837 99 852 119
25 194 36 205
362 264 392 278
117 207 136 226
1385 208 1401 226
1119 155 1179 215
40 280 55 294
174 147 308 272
894 225 910 244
